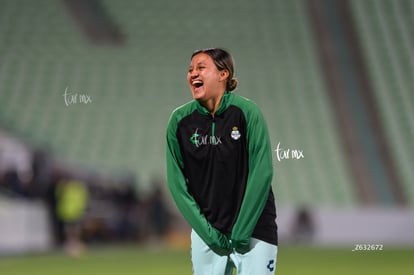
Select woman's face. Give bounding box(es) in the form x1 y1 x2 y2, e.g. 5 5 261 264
187 53 228 102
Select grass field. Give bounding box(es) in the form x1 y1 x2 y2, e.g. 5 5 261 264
0 245 413 275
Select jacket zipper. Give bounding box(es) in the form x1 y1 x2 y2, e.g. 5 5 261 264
211 117 216 144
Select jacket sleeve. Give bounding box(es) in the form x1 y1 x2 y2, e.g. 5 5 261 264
166 113 231 255
230 105 274 253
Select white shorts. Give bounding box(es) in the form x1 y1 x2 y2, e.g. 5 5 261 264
191 230 278 275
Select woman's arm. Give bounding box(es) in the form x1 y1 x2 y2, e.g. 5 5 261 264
230 105 274 253
166 113 231 255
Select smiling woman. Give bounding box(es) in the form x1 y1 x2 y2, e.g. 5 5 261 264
167 48 278 275
187 48 238 116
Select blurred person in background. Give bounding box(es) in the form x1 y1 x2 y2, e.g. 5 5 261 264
55 178 89 257
166 48 278 274
291 206 315 244
146 178 171 243
114 174 139 241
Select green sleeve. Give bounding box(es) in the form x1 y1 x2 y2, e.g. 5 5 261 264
230 105 274 253
166 113 231 255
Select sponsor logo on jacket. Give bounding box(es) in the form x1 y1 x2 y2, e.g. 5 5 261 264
190 128 222 147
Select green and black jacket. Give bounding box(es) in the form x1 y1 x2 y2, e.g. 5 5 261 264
166 92 277 254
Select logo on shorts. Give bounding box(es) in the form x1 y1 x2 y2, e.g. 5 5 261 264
266 259 275 272
230 126 241 140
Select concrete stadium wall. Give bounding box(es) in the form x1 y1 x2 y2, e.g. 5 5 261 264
0 198 52 255
278 207 414 246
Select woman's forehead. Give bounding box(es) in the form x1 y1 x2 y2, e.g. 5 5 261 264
190 53 213 64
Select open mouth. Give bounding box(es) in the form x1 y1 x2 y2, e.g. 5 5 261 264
192 80 203 88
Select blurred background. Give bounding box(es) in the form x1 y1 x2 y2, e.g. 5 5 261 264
0 0 413 273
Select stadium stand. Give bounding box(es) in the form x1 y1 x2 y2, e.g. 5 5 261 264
350 0 414 205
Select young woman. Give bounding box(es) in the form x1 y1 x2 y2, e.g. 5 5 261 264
166 48 278 274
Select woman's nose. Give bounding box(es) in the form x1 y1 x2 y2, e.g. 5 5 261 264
190 71 199 78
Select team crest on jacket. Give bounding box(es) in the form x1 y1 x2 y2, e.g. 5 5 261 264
231 126 241 140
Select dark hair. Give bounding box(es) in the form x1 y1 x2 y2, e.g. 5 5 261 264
191 48 238 91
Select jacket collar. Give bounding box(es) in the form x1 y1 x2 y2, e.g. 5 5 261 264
195 91 232 117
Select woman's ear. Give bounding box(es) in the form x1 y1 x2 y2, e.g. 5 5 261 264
219 70 229 82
